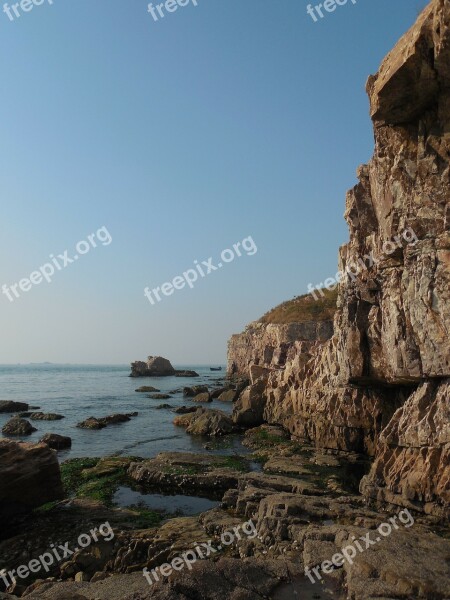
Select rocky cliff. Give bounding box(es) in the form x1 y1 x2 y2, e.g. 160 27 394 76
227 320 333 378
227 290 336 378
230 0 450 517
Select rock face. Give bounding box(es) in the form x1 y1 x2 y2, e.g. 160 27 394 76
0 439 63 518
227 321 333 378
230 0 450 517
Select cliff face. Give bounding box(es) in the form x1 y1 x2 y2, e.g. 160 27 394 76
230 0 450 517
227 320 333 378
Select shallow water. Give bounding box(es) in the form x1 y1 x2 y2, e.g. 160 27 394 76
114 486 219 515
0 364 241 460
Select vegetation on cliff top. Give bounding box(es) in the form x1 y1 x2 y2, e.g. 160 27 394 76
259 288 338 324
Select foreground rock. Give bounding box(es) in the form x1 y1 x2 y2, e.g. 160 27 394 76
77 413 138 430
2 417 36 436
0 401 28 414
0 439 63 519
174 408 238 437
39 433 72 450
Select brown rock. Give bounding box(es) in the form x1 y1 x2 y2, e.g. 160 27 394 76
130 356 176 377
192 392 211 403
0 439 63 518
2 417 37 436
39 433 72 450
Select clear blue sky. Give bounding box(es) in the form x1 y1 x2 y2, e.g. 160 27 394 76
0 0 428 364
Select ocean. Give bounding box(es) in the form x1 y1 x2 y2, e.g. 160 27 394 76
0 364 239 460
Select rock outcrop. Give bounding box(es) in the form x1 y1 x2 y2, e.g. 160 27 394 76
130 356 176 377
130 356 199 378
230 0 450 517
227 320 333 378
0 439 63 519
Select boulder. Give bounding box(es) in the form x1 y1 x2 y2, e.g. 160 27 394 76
2 417 37 436
0 401 28 414
232 377 268 427
174 408 238 437
147 393 171 400
0 439 63 518
135 386 160 393
40 433 72 450
129 356 176 377
192 392 211 403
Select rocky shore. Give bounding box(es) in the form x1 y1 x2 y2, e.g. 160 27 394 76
1 2 449 599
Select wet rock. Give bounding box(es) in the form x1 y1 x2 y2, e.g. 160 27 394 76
147 393 171 400
76 413 137 430
135 386 160 393
2 417 37 436
29 413 65 421
0 401 28 414
39 433 72 450
153 404 173 410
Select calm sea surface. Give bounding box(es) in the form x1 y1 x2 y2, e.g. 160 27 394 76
0 364 238 461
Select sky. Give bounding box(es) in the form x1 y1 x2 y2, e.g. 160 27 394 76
0 0 429 365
